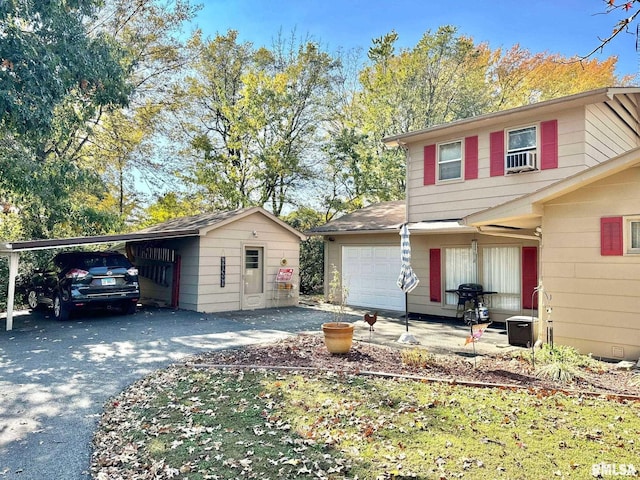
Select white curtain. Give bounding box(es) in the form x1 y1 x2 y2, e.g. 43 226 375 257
481 246 520 311
444 247 476 305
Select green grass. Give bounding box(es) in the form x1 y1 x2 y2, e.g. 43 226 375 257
92 367 640 479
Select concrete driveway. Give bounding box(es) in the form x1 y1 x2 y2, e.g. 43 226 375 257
0 304 510 479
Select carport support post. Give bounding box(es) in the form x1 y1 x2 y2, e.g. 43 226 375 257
5 252 19 331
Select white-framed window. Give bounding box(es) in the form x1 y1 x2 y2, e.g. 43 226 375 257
443 244 522 312
444 246 476 306
625 216 640 254
438 140 462 181
481 246 521 311
506 125 537 173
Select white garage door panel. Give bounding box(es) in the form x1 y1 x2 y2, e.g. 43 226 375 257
342 246 405 311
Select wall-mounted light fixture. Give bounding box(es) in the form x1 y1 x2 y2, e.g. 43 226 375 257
252 230 258 238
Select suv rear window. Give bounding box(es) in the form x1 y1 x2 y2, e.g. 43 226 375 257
55 252 132 269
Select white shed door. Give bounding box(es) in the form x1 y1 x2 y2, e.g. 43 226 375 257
342 246 404 311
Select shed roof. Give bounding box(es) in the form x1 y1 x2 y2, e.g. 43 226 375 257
139 206 306 240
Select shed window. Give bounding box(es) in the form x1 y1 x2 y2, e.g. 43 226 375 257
245 249 260 268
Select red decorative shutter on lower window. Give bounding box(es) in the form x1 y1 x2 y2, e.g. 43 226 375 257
540 119 558 170
490 130 504 177
521 246 538 310
601 217 623 256
429 248 441 302
465 135 478 180
424 144 436 185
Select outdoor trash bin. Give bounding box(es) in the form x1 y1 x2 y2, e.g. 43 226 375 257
506 316 539 347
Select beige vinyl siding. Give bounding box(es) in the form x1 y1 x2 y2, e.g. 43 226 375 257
584 98 640 167
197 212 301 312
541 166 640 360
407 108 588 223
326 231 538 321
176 238 200 311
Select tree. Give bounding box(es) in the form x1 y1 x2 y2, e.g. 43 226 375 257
0 0 130 136
85 0 201 209
174 30 339 216
0 0 133 241
581 0 640 60
284 207 326 294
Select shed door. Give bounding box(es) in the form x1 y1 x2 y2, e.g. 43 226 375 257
242 246 265 309
342 246 404 311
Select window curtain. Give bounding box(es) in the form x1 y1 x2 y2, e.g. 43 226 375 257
481 246 520 311
444 247 476 305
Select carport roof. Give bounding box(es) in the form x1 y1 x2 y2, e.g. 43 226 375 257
0 229 200 254
0 206 306 254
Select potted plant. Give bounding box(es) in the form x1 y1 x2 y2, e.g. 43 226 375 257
321 265 354 354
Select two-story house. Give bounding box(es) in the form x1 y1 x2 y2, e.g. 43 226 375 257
310 87 640 360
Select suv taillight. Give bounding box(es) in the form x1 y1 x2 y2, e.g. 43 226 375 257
127 267 138 276
66 268 89 279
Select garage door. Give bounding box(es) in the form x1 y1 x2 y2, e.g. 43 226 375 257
342 246 405 311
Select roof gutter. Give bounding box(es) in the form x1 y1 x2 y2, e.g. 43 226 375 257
476 225 540 242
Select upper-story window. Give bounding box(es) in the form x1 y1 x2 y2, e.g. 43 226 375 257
506 126 537 173
438 140 462 181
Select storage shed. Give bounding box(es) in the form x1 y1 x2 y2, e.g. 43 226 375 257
132 207 306 312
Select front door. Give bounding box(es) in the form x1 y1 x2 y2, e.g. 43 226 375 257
242 246 265 309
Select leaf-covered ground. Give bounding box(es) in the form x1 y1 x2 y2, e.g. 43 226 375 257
91 335 640 479
190 334 640 397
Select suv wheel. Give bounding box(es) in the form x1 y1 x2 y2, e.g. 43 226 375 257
27 290 41 310
122 302 137 315
53 294 70 321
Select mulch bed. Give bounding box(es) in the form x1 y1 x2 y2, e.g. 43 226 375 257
189 333 640 398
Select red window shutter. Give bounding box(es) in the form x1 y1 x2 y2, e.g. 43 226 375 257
601 217 623 256
429 248 442 302
540 119 558 170
464 135 478 180
521 246 538 310
489 130 504 177
424 144 436 185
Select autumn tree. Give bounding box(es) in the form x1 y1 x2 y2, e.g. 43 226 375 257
0 0 132 240
173 30 339 216
82 0 200 218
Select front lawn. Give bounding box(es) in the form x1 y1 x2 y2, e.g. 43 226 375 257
92 366 640 479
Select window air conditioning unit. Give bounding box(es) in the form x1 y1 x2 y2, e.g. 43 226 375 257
506 151 537 173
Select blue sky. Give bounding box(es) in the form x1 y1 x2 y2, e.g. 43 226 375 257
194 0 639 80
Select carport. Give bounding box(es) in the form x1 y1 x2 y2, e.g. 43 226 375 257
1 229 199 331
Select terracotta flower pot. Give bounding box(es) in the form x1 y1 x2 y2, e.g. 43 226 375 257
322 322 355 354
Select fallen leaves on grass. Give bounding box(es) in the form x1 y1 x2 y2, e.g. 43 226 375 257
91 335 640 479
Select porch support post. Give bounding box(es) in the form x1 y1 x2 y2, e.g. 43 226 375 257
6 252 19 331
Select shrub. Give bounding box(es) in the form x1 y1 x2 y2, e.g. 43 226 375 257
401 348 436 368
531 344 586 383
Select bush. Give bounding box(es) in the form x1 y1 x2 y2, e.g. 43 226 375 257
401 347 436 368
529 344 587 383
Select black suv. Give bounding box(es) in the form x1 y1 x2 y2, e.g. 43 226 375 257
27 251 140 320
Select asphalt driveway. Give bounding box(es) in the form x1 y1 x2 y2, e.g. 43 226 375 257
0 305 339 479
0 304 510 479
